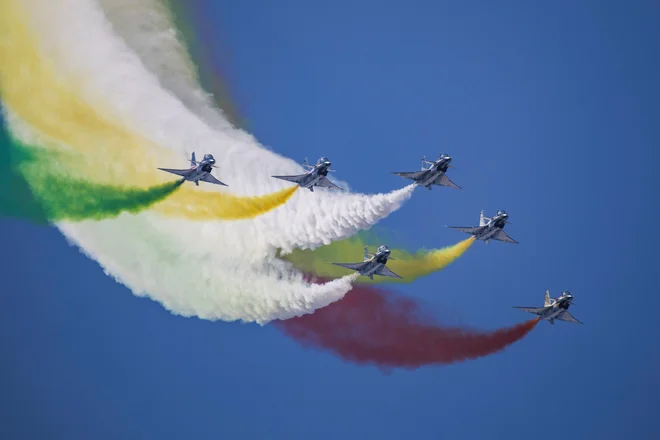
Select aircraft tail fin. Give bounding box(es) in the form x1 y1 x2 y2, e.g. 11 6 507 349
191 152 197 167
363 246 371 261
479 210 486 226
544 290 552 307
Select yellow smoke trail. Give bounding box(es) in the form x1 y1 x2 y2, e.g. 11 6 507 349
0 0 297 220
284 237 476 284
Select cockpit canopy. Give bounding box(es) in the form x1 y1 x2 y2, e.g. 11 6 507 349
439 153 451 160
560 290 572 297
377 245 390 254
318 157 330 164
203 154 215 163
496 209 508 216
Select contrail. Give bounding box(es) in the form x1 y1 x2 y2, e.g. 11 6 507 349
276 281 540 369
0 0 417 324
284 236 476 283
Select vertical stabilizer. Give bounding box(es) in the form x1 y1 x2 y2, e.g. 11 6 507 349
479 210 486 226
544 290 552 307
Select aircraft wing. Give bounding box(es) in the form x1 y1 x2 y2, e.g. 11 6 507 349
555 310 583 324
315 176 344 191
492 229 519 244
513 306 547 315
272 173 308 184
332 262 367 272
449 225 483 234
374 264 403 279
158 167 193 178
433 173 461 189
390 170 427 180
200 173 228 186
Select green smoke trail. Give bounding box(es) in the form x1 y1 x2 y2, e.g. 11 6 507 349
0 122 183 223
282 232 475 284
0 120 48 222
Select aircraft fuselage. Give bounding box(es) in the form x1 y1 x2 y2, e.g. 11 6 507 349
300 164 330 189
417 160 450 187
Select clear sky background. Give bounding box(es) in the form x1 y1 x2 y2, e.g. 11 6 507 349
1 0 659 438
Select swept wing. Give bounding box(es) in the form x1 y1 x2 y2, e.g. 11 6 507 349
449 225 484 234
491 229 519 244
200 173 228 186
315 176 344 190
271 173 309 184
390 170 427 180
513 306 548 315
157 167 194 178
332 262 368 271
374 265 403 279
555 310 583 324
433 174 461 189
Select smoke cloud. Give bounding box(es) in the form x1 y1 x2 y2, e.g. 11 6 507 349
276 281 540 369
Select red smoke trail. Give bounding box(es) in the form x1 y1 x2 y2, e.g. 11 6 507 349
275 282 540 369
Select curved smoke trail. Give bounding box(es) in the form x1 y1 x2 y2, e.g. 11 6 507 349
0 0 422 324
285 237 476 283
96 0 476 281
276 282 540 369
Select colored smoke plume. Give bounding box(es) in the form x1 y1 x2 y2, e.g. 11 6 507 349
276 282 540 369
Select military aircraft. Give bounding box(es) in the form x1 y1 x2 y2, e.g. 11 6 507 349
447 209 518 244
332 245 402 280
158 152 227 186
271 157 343 192
390 153 461 190
514 290 583 325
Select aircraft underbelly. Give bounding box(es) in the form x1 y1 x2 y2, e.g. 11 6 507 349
363 263 378 276
420 176 436 186
546 309 561 320
481 228 498 240
302 175 318 187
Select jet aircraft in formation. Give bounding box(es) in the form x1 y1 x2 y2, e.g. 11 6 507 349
158 152 227 186
391 153 461 190
514 290 583 325
157 151 581 327
332 245 402 280
272 157 343 192
448 209 519 244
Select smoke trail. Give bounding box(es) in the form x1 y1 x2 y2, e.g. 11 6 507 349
97 0 239 131
0 0 419 324
276 282 540 369
8 0 415 250
4 138 185 221
0 4 297 222
284 236 475 283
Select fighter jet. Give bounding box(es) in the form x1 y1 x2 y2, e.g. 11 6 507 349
390 153 461 190
332 245 402 280
158 152 227 186
447 209 518 244
514 290 583 325
271 157 343 192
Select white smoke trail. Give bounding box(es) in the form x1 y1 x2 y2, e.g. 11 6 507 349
21 0 415 251
6 0 418 323
96 0 236 132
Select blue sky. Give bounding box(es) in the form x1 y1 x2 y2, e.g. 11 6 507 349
1 0 659 438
